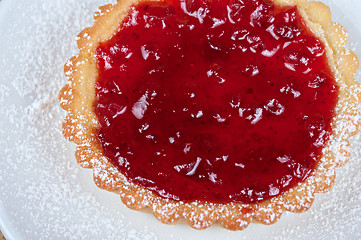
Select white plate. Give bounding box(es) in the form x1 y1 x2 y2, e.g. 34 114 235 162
0 0 360 239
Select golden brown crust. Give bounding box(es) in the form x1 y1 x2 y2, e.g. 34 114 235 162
58 0 361 230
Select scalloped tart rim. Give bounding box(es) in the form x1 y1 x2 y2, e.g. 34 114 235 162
59 0 361 230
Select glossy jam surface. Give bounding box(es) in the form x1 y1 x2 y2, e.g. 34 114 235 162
95 0 338 203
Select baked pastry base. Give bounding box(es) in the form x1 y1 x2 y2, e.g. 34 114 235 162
59 0 361 230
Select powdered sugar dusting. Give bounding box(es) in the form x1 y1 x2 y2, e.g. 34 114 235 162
0 0 360 239
0 0 157 239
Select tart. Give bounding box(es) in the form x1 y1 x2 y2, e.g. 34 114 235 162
59 0 361 230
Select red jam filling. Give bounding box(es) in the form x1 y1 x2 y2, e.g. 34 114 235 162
94 0 338 203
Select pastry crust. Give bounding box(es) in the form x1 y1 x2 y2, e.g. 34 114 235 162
59 0 361 230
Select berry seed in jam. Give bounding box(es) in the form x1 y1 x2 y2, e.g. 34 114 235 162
94 0 338 203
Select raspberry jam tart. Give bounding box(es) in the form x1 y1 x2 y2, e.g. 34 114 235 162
59 0 361 230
